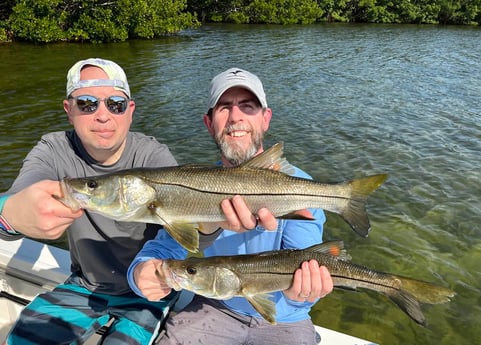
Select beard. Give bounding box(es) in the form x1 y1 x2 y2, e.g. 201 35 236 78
214 124 264 166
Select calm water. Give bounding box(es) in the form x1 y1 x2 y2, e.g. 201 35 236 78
1 24 480 345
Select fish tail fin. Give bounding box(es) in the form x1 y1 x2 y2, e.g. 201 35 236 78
341 173 388 236
388 289 427 326
387 276 455 326
397 276 456 304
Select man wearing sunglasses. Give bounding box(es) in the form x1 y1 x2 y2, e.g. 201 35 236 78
0 58 183 345
1 59 274 345
129 68 333 345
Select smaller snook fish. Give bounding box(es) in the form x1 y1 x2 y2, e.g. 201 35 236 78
161 242 455 325
57 143 387 252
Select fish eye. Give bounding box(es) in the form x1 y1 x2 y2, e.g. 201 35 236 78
186 266 197 275
86 180 98 189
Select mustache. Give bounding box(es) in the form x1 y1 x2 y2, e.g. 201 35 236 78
224 123 252 134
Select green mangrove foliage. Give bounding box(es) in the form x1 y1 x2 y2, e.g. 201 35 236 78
2 0 199 43
1 0 481 43
186 0 481 25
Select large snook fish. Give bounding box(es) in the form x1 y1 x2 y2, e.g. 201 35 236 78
57 143 387 252
161 242 455 325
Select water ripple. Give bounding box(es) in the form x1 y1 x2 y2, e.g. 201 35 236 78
1 24 480 345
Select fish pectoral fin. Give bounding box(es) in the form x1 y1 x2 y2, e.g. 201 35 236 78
197 222 223 235
163 222 200 253
245 293 277 325
277 211 315 221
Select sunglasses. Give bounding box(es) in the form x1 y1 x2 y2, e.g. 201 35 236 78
69 95 129 115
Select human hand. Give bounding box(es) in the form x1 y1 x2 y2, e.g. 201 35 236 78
219 196 316 232
283 260 333 303
197 196 314 233
3 180 83 240
133 259 172 301
218 195 278 231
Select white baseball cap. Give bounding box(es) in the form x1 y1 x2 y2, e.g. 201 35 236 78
208 68 267 109
66 58 131 98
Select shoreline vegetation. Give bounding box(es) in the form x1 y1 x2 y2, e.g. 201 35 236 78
1 0 481 43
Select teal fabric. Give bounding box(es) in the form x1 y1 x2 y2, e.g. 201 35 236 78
6 275 179 345
0 195 9 213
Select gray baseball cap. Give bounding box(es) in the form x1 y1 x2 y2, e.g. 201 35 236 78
66 58 131 98
208 68 267 109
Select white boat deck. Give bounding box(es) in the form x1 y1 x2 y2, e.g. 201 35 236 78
0 238 377 344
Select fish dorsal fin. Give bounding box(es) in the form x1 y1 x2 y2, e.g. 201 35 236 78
305 241 352 261
244 293 277 325
239 142 295 175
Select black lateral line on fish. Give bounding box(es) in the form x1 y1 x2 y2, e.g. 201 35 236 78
141 181 355 199
241 271 294 276
331 273 398 290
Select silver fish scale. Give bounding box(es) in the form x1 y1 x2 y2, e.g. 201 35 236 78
138 166 351 222
59 147 387 246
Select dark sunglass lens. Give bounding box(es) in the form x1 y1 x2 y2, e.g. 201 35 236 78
76 95 99 113
106 96 128 114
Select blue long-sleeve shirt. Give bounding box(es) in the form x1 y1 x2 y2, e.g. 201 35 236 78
127 165 325 323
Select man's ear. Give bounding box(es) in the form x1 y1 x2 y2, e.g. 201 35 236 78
262 108 272 132
203 113 215 136
64 99 74 125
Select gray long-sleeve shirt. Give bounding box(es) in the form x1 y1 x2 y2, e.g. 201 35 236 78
2 130 179 294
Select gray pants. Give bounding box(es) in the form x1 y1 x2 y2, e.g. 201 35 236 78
156 295 317 345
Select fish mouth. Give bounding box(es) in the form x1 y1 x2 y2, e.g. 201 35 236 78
56 179 82 211
161 263 182 291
